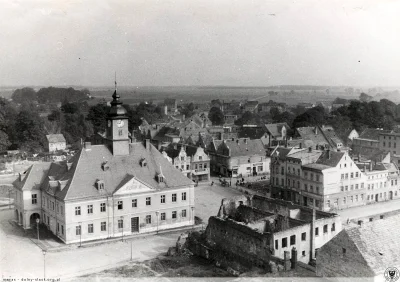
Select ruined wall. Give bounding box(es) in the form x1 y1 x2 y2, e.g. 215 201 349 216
206 216 273 268
313 216 342 250
217 196 250 218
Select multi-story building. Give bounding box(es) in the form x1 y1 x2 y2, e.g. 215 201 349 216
207 138 269 178
269 146 400 212
352 128 388 156
243 101 259 113
378 129 400 165
13 88 195 244
161 143 210 183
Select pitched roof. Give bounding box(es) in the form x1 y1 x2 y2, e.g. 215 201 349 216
14 162 52 191
316 150 344 167
265 123 290 138
46 134 66 143
43 143 193 201
358 128 391 141
344 215 400 274
220 138 265 157
296 126 334 148
238 127 266 139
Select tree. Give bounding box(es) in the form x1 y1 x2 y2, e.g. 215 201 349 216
11 87 37 104
359 92 373 102
180 103 195 118
292 106 328 128
87 103 109 133
15 110 46 152
208 107 224 125
273 111 295 126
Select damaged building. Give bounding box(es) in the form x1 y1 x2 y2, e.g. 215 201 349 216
190 195 341 272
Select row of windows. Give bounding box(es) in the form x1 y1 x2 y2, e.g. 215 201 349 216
74 192 187 215
43 196 64 215
330 194 364 206
382 141 396 148
340 172 360 180
340 183 364 191
367 191 398 200
75 210 187 235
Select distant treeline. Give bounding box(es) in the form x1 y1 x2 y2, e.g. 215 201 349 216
11 87 90 104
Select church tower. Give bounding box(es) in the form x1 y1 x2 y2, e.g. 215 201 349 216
105 78 130 155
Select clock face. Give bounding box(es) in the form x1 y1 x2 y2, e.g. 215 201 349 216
117 120 124 128
107 120 111 127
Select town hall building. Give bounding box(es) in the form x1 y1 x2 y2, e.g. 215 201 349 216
13 86 195 244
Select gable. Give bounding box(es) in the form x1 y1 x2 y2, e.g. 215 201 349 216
113 176 154 195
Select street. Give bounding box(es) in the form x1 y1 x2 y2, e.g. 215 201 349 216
0 183 243 279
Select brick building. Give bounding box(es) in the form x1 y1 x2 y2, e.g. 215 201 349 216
204 195 341 267
13 88 195 244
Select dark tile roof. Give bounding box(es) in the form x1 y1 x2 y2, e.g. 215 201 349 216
220 138 265 157
43 143 193 201
265 123 290 138
358 128 391 141
238 127 266 139
344 214 400 274
316 150 344 167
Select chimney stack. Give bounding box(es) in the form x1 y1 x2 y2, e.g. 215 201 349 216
308 147 312 153
369 162 373 171
314 127 318 135
327 149 331 160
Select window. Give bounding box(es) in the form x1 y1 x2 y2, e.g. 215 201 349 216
331 223 336 231
132 199 137 207
87 205 93 214
282 237 287 248
61 225 64 235
161 212 166 220
181 156 184 161
32 194 37 204
57 223 60 232
290 235 296 245
351 172 354 178
355 184 359 189
172 194 177 202
146 215 152 224
42 196 45 206
56 203 59 213
301 232 306 241
118 129 123 136
182 192 187 201
101 222 106 231
76 226 81 235
118 201 123 210
199 156 203 160
186 165 190 170
51 202 55 210
315 227 319 236
75 206 81 216
345 173 348 179
341 186 344 192
118 219 123 229
182 209 187 217
100 203 106 212
351 185 354 190
356 172 359 177
172 211 177 219
302 251 306 257
61 206 63 215
323 224 328 233
275 240 279 249
161 195 166 203
342 248 346 254
88 224 93 233
341 174 344 180
304 184 308 191
146 197 151 206
343 197 346 204
316 174 320 182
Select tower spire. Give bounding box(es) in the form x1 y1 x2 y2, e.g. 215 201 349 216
115 71 117 92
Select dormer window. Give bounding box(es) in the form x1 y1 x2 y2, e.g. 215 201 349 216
101 161 109 171
96 180 105 190
158 175 164 183
140 158 147 167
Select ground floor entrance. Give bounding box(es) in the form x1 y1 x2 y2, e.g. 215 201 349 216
131 217 139 233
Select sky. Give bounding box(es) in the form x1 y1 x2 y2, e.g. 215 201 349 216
1 0 400 87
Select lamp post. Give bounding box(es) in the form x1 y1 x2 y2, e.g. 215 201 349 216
36 218 40 242
79 222 82 247
191 206 195 229
120 216 124 242
42 249 47 279
155 211 159 234
130 240 133 261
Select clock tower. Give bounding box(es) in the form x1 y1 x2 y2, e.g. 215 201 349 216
106 81 130 155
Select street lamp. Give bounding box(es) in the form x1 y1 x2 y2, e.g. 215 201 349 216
42 249 47 279
120 216 124 242
36 218 40 242
155 211 159 234
79 222 82 247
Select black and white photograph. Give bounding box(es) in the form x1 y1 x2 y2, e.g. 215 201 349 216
1 0 400 281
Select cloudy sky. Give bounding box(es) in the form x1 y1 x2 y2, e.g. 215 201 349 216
1 0 400 87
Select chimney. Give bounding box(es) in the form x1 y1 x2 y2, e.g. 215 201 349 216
358 153 361 162
308 147 312 153
327 149 331 160
284 138 288 148
84 142 92 151
145 139 151 150
314 127 318 135
369 162 373 171
358 220 363 227
310 208 316 261
299 143 303 149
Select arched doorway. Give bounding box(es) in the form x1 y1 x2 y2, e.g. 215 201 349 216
29 213 40 228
